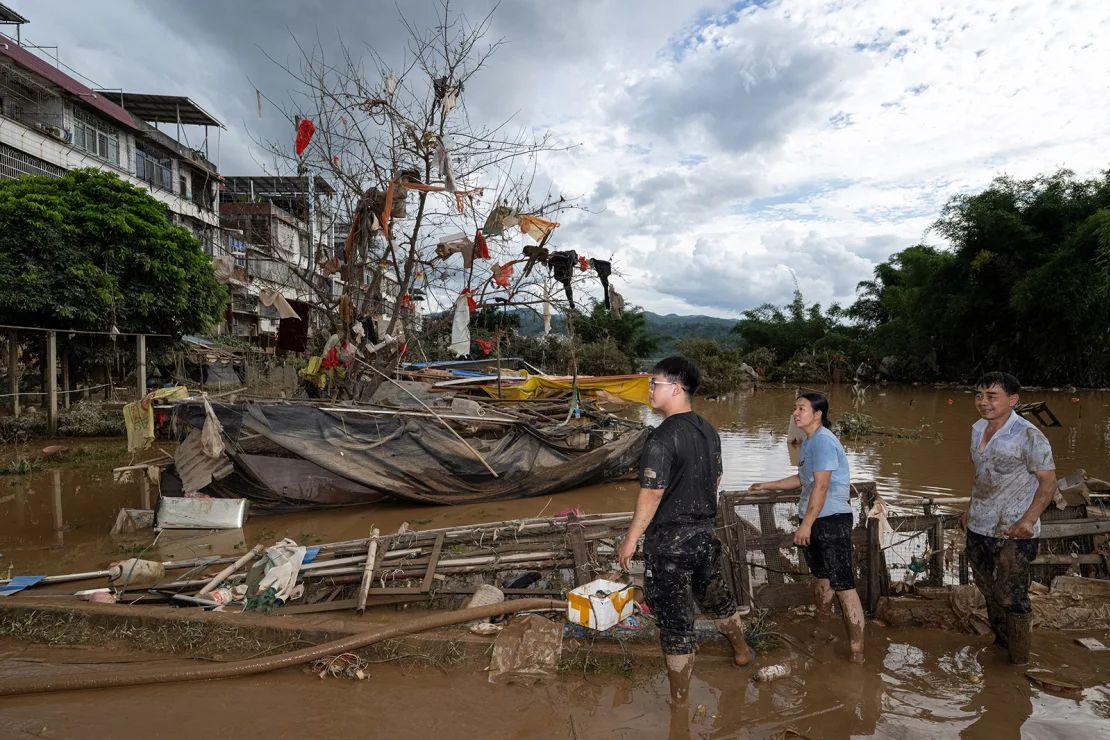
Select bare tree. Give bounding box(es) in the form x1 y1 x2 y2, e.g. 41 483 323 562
248 3 587 397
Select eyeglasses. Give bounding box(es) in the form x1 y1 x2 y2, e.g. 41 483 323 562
649 379 681 391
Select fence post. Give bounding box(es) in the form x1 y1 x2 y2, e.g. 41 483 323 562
136 334 147 399
46 330 58 435
7 330 18 418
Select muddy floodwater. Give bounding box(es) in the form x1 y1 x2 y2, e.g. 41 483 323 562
1 385 1108 737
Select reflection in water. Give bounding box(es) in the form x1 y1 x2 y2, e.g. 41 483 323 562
0 389 1107 737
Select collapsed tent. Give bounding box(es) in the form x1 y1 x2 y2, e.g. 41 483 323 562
163 402 650 510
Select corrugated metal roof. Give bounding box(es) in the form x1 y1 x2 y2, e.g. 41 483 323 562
95 91 223 128
0 36 138 131
0 4 29 25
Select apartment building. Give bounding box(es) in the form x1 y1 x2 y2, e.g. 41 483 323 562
0 8 222 250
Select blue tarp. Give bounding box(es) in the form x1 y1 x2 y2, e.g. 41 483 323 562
0 575 44 596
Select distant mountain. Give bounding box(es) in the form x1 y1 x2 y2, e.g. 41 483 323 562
642 311 741 355
508 308 738 357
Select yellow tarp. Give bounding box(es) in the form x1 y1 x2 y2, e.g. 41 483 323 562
479 374 650 406
123 386 190 453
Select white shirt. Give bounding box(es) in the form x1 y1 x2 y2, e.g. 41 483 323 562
968 411 1055 538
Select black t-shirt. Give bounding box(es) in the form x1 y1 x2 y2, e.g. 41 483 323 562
638 411 723 534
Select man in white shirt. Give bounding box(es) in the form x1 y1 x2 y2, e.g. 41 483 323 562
962 372 1056 665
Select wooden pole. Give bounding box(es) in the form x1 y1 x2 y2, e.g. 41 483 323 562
46 330 57 435
136 334 147 398
51 469 64 547
356 528 381 614
61 343 71 409
197 543 264 596
7 330 18 418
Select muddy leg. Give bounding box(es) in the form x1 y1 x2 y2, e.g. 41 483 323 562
814 578 836 618
714 612 754 666
966 531 1008 649
836 588 866 663
665 653 696 707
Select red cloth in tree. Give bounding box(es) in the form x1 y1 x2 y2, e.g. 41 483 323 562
474 231 491 260
492 263 513 288
578 255 591 272
295 118 316 157
475 338 492 356
461 289 477 313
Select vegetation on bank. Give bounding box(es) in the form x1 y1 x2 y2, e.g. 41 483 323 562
0 169 228 385
738 169 1110 388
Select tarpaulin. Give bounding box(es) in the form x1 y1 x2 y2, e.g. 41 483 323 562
168 402 649 508
478 374 651 406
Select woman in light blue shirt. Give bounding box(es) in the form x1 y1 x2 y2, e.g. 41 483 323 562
750 392 865 662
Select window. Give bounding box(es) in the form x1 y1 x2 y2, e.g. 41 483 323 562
135 146 173 191
72 108 120 165
229 236 247 268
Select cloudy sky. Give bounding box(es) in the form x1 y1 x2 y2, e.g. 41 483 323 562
8 0 1109 318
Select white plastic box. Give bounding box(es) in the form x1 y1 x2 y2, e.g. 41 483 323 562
566 578 636 631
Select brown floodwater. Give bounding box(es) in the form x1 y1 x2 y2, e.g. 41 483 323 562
0 618 1107 739
0 385 1108 736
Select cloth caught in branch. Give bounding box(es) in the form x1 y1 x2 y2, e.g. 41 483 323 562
543 285 552 335
483 204 520 237
474 230 491 260
384 72 397 98
492 262 514 288
522 245 549 277
461 288 477 313
259 288 300 320
608 286 625 320
450 293 471 357
436 232 475 268
436 137 457 193
591 259 612 309
519 214 560 243
547 250 577 309
294 118 315 157
577 255 591 272
475 338 492 356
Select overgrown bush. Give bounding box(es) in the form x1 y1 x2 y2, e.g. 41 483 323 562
675 339 753 396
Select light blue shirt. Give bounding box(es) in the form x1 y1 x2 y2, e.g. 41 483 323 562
798 426 853 518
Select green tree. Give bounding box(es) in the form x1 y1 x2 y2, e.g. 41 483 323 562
0 169 227 335
853 169 1110 384
571 302 659 371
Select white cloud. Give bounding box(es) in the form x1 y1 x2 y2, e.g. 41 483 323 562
7 0 1109 319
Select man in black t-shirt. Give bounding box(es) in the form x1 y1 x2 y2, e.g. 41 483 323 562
618 356 752 708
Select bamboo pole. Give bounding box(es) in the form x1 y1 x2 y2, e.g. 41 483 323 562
197 543 264 596
356 528 380 614
358 360 499 478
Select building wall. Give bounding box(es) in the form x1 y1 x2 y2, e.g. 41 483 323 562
0 113 220 228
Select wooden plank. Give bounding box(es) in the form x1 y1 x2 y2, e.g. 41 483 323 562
1039 519 1110 538
1031 553 1106 565
734 506 752 607
568 528 591 586
866 518 881 614
422 533 445 592
757 502 785 586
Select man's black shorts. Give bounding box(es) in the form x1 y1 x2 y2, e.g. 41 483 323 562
802 512 856 591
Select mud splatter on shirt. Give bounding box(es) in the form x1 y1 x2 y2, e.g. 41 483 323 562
969 411 1055 538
